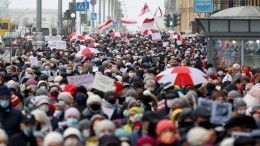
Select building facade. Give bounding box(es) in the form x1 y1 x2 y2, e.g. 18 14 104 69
0 0 9 18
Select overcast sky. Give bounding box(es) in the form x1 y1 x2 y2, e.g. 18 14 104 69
9 0 164 20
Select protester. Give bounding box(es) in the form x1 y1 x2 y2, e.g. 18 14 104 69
0 31 259 146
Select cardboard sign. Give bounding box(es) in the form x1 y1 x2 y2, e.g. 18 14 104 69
198 98 214 111
45 36 61 42
92 73 114 92
30 57 38 67
211 102 232 125
163 42 169 47
67 74 94 89
151 33 161 41
48 41 66 50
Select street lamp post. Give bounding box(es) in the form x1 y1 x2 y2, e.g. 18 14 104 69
36 0 42 32
58 0 63 36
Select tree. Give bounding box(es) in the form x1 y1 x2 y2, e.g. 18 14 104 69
62 20 73 36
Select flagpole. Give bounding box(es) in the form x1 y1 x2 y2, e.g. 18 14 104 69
147 5 162 33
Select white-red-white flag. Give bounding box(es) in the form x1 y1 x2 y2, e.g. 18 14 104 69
154 6 163 17
121 19 137 26
139 3 150 16
141 18 155 29
98 18 113 31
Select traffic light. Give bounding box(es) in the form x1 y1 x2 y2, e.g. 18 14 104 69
164 14 171 27
173 13 181 27
69 2 76 20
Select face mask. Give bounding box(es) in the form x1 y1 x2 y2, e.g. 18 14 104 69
54 110 62 118
21 84 26 92
27 103 34 111
129 73 135 78
178 121 194 128
66 118 78 126
241 72 246 76
38 104 49 113
24 127 35 137
123 110 128 118
89 104 100 111
50 64 55 67
237 109 246 115
217 71 224 76
76 94 85 102
83 129 90 138
0 101 10 108
50 91 59 98
40 86 47 90
106 98 117 105
216 86 221 91
198 121 212 129
66 70 72 74
45 66 50 70
147 87 155 92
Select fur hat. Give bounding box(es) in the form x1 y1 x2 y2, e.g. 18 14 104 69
86 94 102 105
65 107 80 120
58 92 73 104
94 120 116 136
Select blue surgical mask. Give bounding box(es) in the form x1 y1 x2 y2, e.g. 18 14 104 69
66 118 78 126
24 127 35 137
0 101 10 108
76 94 85 102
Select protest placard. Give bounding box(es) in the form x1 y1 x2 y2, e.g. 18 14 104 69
198 98 214 111
67 74 94 89
163 42 169 47
48 41 67 50
211 102 232 125
151 33 162 41
45 36 61 42
30 57 38 67
92 73 114 92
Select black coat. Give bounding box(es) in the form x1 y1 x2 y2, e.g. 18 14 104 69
0 107 25 138
8 133 37 146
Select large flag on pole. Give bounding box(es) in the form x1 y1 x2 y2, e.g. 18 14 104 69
154 6 163 17
141 18 155 29
98 18 113 31
121 19 137 26
139 2 150 16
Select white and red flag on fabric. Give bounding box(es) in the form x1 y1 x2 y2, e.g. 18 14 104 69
154 6 163 17
141 18 155 29
139 2 151 16
121 19 137 26
142 28 156 35
98 18 113 31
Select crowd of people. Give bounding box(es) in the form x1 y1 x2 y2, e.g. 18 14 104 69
0 32 259 146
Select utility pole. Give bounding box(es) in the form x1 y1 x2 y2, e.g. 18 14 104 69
108 0 111 17
58 0 62 36
98 0 101 24
36 0 42 32
111 0 115 20
92 4 95 30
102 0 106 22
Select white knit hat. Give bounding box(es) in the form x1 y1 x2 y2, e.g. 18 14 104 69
86 94 102 105
58 92 73 104
187 127 208 146
63 127 81 139
44 132 63 146
94 120 116 136
54 76 63 83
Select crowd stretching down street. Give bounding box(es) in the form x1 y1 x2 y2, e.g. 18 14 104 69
0 31 260 146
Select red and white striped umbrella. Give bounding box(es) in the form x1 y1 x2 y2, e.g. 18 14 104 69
156 66 207 86
76 45 100 57
88 43 101 47
142 28 156 35
68 33 85 41
110 32 125 37
85 35 95 40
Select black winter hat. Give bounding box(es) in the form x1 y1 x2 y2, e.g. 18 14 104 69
0 85 11 98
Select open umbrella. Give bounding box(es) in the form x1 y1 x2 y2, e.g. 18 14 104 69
88 43 101 47
76 46 100 57
156 66 207 86
85 35 95 40
142 28 156 35
68 33 85 41
110 32 125 37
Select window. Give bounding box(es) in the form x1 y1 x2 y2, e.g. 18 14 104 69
0 23 8 29
42 28 49 36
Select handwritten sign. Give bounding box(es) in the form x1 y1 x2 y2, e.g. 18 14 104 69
30 57 38 67
92 73 114 92
45 36 61 42
67 74 94 89
151 33 162 41
163 42 169 47
48 41 67 50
